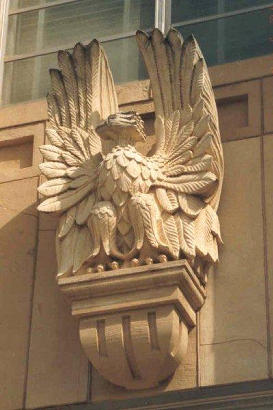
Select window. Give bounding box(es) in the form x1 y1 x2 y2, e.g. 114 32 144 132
0 0 272 106
171 0 273 66
1 0 155 105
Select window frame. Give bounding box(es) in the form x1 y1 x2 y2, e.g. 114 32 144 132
0 0 9 105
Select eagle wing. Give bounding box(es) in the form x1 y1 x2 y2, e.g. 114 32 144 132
38 41 118 276
136 29 224 265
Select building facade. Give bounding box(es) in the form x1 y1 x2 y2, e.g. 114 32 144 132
0 1 273 409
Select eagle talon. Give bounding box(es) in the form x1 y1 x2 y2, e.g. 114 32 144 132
131 258 140 267
158 254 168 263
110 261 119 270
145 257 153 265
96 264 105 273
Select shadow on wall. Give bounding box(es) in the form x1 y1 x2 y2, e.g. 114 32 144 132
0 200 39 409
0 198 89 409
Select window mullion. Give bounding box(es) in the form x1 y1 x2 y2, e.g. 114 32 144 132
0 0 10 105
155 0 171 34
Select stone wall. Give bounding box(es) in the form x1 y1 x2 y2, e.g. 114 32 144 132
0 53 272 409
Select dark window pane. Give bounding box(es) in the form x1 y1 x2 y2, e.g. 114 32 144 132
172 0 272 24
176 8 273 66
3 53 58 105
224 0 272 12
3 36 147 105
104 36 147 84
172 0 218 24
9 0 58 12
6 0 154 56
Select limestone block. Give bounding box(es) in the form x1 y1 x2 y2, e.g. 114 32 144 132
91 327 197 401
25 230 88 409
0 177 38 410
263 135 273 376
0 123 44 183
209 54 273 87
215 80 261 141
200 137 268 386
0 99 47 129
263 77 273 134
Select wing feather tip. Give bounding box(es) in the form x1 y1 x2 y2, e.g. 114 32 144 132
136 30 149 47
166 27 183 45
88 38 100 51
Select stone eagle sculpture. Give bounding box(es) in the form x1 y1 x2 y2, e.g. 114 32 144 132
38 28 224 281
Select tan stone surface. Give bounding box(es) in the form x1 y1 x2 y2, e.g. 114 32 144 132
199 137 268 386
91 327 197 401
215 80 261 141
263 135 273 376
0 138 33 169
210 54 273 87
0 177 38 410
26 230 88 409
263 77 273 134
0 123 45 183
116 79 151 105
200 339 267 386
0 99 47 129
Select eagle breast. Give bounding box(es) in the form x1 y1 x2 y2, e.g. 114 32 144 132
97 145 158 208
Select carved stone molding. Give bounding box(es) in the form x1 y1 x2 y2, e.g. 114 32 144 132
58 260 205 389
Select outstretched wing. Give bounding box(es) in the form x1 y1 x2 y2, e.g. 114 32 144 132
136 28 223 210
38 40 118 275
136 29 223 265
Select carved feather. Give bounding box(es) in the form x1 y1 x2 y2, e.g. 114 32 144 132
163 214 180 258
76 194 95 225
137 28 223 211
73 226 93 273
39 145 63 162
178 193 204 218
46 128 64 148
156 188 178 213
56 224 77 277
38 177 71 197
37 183 92 212
181 214 196 257
47 93 61 127
58 206 77 238
58 50 80 127
128 200 145 251
72 43 87 128
155 173 216 194
39 162 67 179
49 69 70 126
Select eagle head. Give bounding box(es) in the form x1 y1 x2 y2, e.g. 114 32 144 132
96 111 146 144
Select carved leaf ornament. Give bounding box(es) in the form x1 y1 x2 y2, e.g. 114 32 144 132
38 29 224 280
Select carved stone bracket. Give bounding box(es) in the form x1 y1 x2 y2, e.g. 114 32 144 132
58 260 205 389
